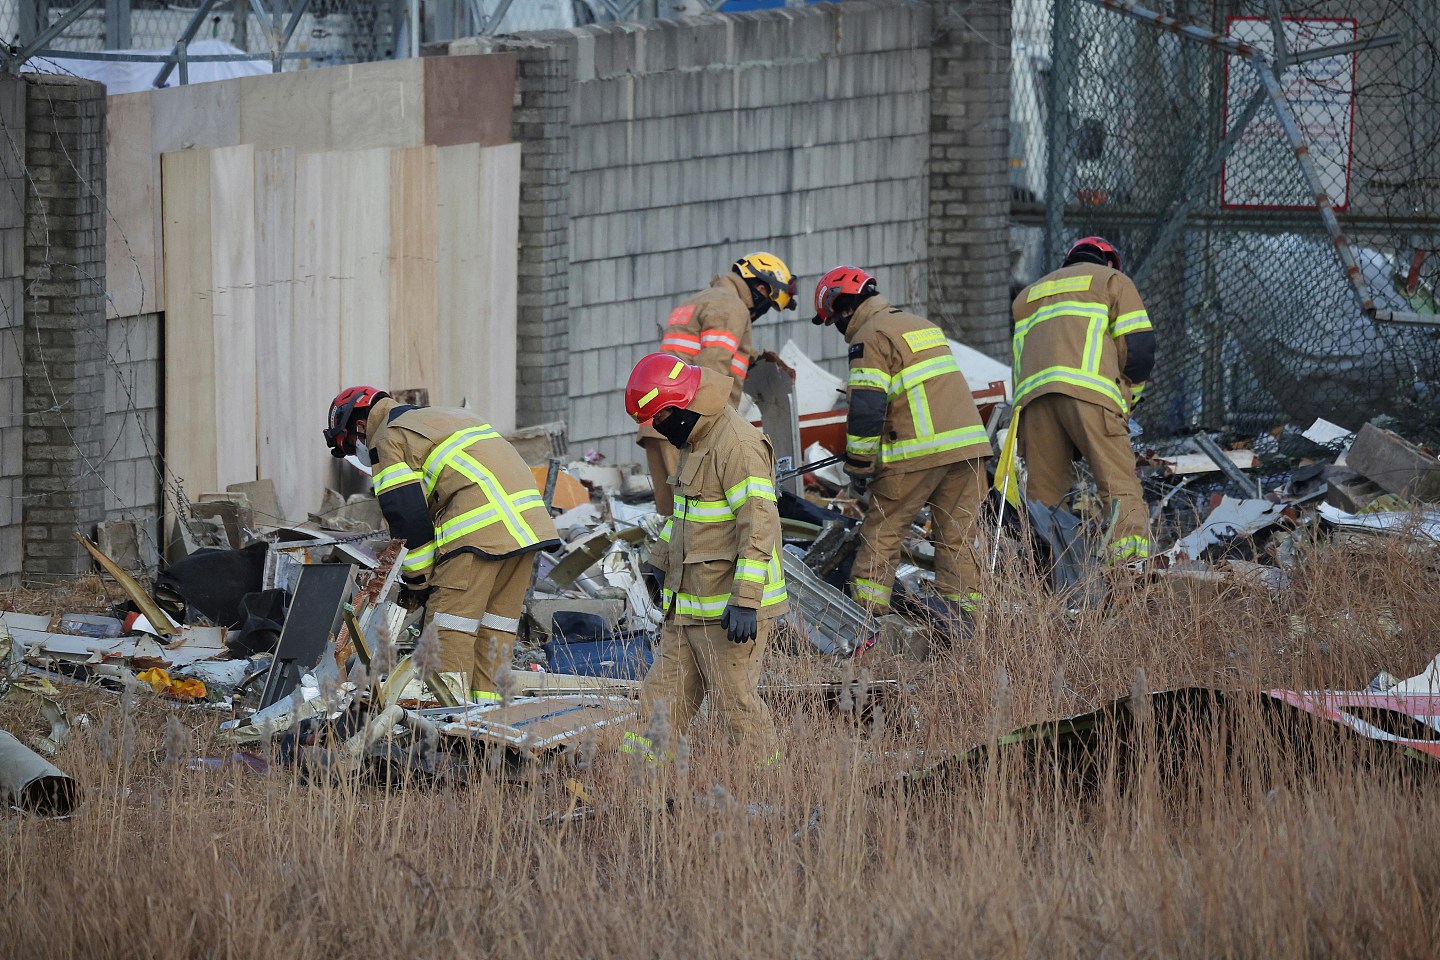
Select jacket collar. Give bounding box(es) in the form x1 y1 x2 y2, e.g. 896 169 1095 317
713 272 754 309
843 296 892 344
363 396 400 447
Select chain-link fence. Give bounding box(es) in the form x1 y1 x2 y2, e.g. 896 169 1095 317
1012 0 1440 443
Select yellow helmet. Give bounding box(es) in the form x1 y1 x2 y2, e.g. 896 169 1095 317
732 251 797 311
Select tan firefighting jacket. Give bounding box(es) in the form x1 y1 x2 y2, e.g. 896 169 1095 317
659 274 755 400
649 369 788 624
365 397 560 588
1011 263 1153 416
843 297 993 479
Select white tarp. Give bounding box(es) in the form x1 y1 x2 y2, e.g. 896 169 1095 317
28 39 270 95
780 338 1011 418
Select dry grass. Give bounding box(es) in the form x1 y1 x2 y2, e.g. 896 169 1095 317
5 534 1440 958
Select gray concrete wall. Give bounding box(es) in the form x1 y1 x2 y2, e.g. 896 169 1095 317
103 311 161 523
0 77 23 585
19 75 107 579
464 1 961 463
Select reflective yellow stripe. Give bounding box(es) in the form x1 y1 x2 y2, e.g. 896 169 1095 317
402 542 435 573
1109 535 1150 563
882 425 990 463
444 451 543 546
420 425 502 497
847 433 881 456
1082 313 1105 382
620 731 662 763
734 557 768 584
675 592 731 618
674 498 735 522
637 387 659 409
1013 301 1110 343
724 476 776 510
848 367 893 392
1112 309 1152 336
909 382 933 437
470 690 503 702
890 354 960 397
1131 381 1146 403
659 517 673 543
1026 275 1093 302
901 327 947 353
372 462 423 495
434 505 502 545
1014 367 1126 410
942 590 984 611
853 577 892 605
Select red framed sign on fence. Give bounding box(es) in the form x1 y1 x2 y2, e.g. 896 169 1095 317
1221 17 1358 211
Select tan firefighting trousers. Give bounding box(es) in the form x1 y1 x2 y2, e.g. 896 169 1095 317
851 458 989 613
639 616 779 764
641 435 681 517
427 551 530 698
1018 392 1150 562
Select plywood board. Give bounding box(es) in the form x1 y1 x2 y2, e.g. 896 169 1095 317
423 54 516 148
160 149 218 534
208 145 259 492
287 152 343 521
387 145 438 392
105 91 158 318
151 78 242 153
331 60 425 150
239 69 334 151
435 142 519 430
252 146 297 520
335 149 392 389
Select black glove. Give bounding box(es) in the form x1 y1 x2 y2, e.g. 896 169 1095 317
399 582 432 609
720 604 758 644
845 472 870 497
642 564 665 604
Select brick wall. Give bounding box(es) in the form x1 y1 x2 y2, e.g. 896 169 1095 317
103 311 161 522
20 75 107 578
927 0 1014 359
0 77 23 585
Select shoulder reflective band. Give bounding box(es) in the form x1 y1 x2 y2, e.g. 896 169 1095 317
1112 309 1152 336
1026 274 1094 302
890 354 960 398
373 462 423 495
901 327 947 353
421 425 501 497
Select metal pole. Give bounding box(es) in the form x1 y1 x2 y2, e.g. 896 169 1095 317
178 39 188 84
1132 88 1267 287
1249 53 1376 316
408 0 420 57
281 0 312 48
7 0 101 71
104 0 131 50
1084 0 1271 62
153 0 221 88
232 0 248 50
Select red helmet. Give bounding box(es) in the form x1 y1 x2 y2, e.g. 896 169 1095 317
324 385 388 459
1066 236 1122 271
626 353 702 425
812 265 877 325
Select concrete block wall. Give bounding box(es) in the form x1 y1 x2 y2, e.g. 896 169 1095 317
459 0 1013 463
20 75 108 579
927 0 1013 358
0 77 23 584
103 311 161 522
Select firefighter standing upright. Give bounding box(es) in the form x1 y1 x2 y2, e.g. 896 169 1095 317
621 353 788 765
1011 236 1156 564
637 252 798 515
324 387 560 703
812 267 993 622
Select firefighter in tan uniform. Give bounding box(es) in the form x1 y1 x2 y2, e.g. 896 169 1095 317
324 386 560 703
621 353 788 765
812 267 993 623
638 252 798 516
1011 236 1156 564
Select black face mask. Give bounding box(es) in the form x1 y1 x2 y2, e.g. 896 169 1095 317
833 313 852 335
654 408 702 448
